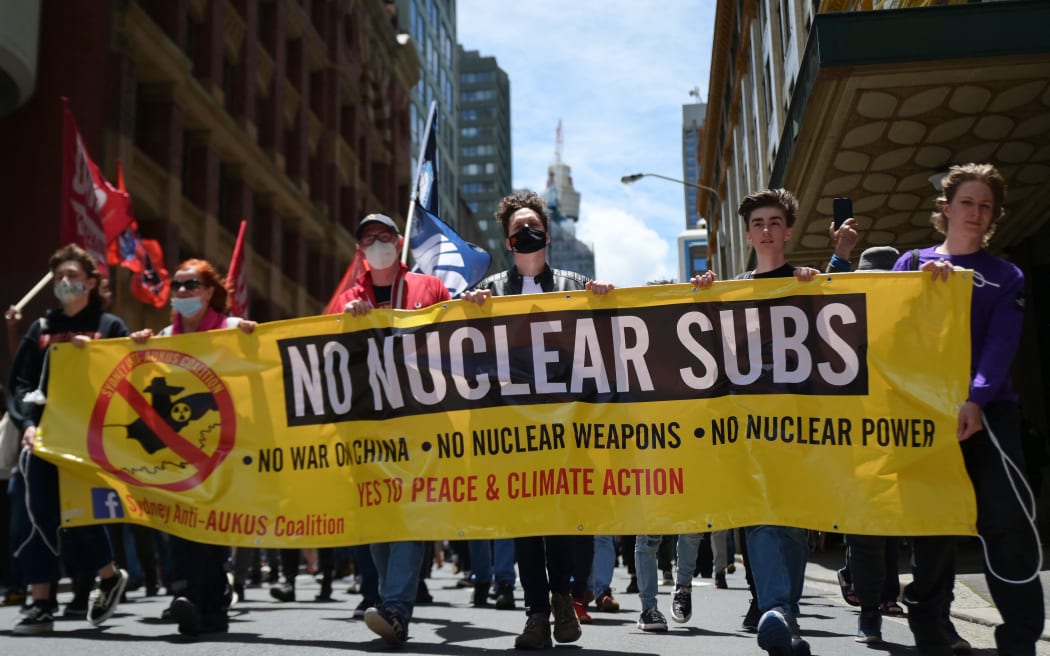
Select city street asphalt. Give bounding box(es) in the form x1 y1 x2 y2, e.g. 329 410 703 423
1 538 1048 655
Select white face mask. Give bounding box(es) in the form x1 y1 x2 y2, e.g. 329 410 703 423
364 241 399 270
54 279 88 304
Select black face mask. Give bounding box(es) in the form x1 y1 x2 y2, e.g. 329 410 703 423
508 226 547 254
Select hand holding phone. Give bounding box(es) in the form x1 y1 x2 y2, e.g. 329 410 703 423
833 197 853 230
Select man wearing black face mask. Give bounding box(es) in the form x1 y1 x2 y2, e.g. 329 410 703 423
464 191 614 298
463 191 614 650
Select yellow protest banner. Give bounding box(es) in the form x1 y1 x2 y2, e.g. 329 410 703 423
37 272 975 547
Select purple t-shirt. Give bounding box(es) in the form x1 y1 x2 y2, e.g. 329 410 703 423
892 246 1024 407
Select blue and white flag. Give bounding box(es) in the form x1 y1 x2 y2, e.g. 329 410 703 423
408 102 491 297
410 202 491 298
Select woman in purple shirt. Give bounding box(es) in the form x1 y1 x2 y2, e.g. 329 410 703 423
892 163 1043 656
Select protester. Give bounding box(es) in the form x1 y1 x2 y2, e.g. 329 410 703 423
463 190 614 649
892 163 1044 656
635 532 702 632
7 244 130 635
331 212 451 646
129 258 257 636
826 245 909 645
692 188 818 656
468 538 516 610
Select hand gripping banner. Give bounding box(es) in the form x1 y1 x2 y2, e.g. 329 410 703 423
37 272 976 548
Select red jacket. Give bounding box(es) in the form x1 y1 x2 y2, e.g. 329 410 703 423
329 263 450 313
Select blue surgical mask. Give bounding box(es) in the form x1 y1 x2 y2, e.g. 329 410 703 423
171 296 204 318
53 279 88 304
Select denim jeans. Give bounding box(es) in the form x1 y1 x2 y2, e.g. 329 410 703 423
370 540 424 622
636 533 702 610
710 530 729 573
588 535 615 595
354 543 380 601
745 525 809 620
468 538 516 586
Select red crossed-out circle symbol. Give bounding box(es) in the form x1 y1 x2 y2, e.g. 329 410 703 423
87 349 236 491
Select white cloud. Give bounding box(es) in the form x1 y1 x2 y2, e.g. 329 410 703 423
576 200 675 287
458 1 715 284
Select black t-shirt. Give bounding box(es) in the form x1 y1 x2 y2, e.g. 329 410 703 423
736 263 796 280
373 285 392 307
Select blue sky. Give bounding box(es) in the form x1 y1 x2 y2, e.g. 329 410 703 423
457 1 716 286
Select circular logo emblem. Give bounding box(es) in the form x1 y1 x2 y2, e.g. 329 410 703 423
87 349 236 491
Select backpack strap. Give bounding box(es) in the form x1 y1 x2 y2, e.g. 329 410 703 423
909 248 921 271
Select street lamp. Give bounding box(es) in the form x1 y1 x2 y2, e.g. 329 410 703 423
621 172 722 276
620 172 720 202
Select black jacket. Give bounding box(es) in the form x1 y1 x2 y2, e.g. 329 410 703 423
7 305 129 431
473 264 590 297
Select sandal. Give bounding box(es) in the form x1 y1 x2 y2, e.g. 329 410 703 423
836 567 860 607
880 600 905 616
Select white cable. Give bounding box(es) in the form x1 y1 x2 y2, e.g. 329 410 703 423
12 445 61 559
975 412 1043 585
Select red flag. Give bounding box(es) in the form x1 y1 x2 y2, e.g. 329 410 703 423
107 220 170 309
323 251 368 315
59 99 132 272
226 220 249 318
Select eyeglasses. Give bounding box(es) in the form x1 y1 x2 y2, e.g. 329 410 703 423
171 279 204 292
359 231 397 247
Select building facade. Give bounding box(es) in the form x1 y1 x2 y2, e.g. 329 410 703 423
540 124 594 278
395 0 458 230
457 47 512 271
0 0 419 375
682 101 706 229
698 0 1050 465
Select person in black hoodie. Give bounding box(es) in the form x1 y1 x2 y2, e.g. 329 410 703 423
7 244 130 635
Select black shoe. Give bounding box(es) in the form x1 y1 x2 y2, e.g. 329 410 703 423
354 598 379 618
495 582 516 610
170 597 202 636
14 603 54 635
270 584 295 602
715 571 728 589
364 605 407 645
63 596 89 618
742 598 760 632
88 568 129 626
856 608 882 644
625 576 639 594
416 580 433 604
472 582 490 607
671 586 692 623
315 579 333 602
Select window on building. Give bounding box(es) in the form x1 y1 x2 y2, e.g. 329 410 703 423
461 89 495 102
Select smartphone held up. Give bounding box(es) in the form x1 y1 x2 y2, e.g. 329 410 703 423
833 197 853 230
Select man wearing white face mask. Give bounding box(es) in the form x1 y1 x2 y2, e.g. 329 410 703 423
327 213 449 646
333 213 450 316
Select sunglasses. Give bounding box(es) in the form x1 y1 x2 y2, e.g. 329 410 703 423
171 279 204 292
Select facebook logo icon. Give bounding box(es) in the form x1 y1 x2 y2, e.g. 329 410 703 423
91 488 124 519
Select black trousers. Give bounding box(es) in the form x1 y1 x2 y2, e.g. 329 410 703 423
516 535 575 615
904 401 1044 655
169 536 228 622
844 535 900 607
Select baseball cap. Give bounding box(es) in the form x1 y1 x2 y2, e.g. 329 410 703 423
355 213 400 240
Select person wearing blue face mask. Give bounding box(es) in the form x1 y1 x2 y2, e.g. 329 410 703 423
129 258 256 638
7 243 131 635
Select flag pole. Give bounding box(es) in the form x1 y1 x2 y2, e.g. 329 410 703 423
401 100 438 265
13 272 54 312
